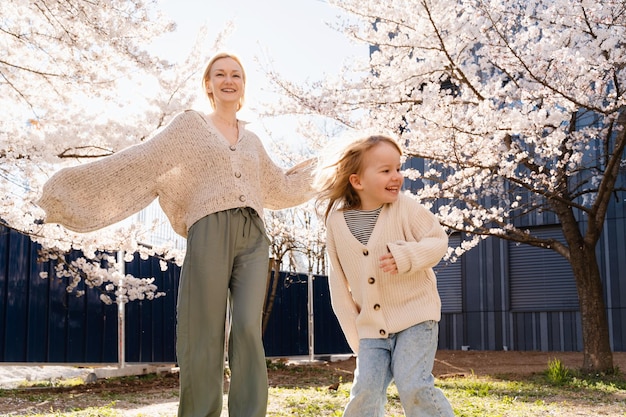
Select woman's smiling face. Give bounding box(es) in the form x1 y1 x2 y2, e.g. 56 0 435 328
206 57 245 108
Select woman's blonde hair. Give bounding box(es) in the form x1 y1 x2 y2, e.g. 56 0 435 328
201 52 246 111
315 135 402 221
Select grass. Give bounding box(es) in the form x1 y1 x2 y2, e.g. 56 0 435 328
15 377 86 389
263 359 626 417
265 374 626 416
3 403 121 417
545 358 572 385
2 360 625 416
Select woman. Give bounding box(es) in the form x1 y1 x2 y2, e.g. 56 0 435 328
37 52 314 417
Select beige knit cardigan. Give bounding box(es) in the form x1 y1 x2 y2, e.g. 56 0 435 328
37 110 314 238
326 193 448 354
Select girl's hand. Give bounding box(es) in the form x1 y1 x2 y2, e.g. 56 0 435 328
379 253 398 274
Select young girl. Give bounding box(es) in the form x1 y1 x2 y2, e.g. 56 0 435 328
315 135 454 417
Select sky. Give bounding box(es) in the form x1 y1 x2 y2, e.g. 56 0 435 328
155 0 367 133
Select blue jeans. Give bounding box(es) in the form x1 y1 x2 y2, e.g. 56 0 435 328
344 321 454 417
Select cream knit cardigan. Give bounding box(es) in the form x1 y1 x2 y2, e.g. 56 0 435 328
326 193 448 354
37 110 314 237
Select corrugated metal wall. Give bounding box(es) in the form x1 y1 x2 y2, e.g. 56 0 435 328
122 254 179 363
2 206 625 363
407 147 626 354
261 272 351 357
0 226 350 362
0 227 120 362
434 218 625 352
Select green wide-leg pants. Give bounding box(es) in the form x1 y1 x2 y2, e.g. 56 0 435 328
176 208 270 417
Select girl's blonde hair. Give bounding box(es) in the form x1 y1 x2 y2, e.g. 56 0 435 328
201 52 246 111
315 135 402 221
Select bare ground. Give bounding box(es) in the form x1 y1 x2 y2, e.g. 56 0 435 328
1 350 625 416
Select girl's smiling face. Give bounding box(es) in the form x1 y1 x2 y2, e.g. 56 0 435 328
349 141 403 210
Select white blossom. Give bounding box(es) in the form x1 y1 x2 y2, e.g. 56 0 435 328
2 0 225 304
262 0 626 260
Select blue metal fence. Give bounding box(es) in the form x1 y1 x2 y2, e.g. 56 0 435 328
0 225 350 363
0 228 120 362
4 219 625 364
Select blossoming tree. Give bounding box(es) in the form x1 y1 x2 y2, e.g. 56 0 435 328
263 0 626 372
1 0 224 304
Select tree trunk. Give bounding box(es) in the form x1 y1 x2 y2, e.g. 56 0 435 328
570 244 613 372
262 258 280 335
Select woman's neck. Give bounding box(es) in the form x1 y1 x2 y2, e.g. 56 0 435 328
210 109 240 145
212 110 238 128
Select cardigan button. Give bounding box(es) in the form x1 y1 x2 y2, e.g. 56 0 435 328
363 249 369 256
373 304 380 310
239 195 246 202
234 172 241 178
368 277 375 284
379 329 386 336
230 145 236 151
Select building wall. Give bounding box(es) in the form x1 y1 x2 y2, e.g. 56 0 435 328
406 133 626 353
433 218 625 352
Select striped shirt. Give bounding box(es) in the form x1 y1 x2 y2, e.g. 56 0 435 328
343 206 383 245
